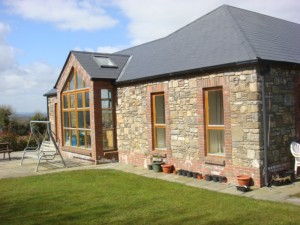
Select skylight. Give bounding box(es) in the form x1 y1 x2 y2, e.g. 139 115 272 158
93 56 118 68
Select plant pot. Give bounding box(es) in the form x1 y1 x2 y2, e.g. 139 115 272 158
205 174 212 181
197 174 203 179
152 162 163 172
147 164 153 170
186 171 193 178
161 164 172 174
182 170 187 176
212 175 219 182
219 176 227 183
178 169 183 176
237 175 251 186
193 172 198 179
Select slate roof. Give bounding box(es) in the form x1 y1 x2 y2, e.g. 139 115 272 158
116 5 300 82
71 51 130 80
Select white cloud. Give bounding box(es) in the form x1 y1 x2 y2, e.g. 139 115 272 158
4 0 118 31
0 22 59 113
113 0 300 45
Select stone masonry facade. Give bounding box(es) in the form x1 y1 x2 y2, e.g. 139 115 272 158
117 65 299 187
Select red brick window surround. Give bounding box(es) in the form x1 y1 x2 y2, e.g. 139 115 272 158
152 92 167 150
204 87 225 156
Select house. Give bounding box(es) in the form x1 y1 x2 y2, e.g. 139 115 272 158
44 5 300 187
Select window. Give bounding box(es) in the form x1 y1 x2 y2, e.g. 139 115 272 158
205 88 224 155
101 89 115 150
152 93 166 150
93 56 118 68
62 69 91 149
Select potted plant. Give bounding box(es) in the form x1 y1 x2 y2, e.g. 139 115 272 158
151 154 165 172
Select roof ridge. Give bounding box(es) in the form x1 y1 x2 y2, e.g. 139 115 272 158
71 50 130 57
223 5 258 59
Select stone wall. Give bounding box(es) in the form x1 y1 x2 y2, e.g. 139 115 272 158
265 67 300 173
47 95 57 135
117 66 266 186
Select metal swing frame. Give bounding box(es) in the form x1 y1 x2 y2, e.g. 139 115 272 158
20 121 66 172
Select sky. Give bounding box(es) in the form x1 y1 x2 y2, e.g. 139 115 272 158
0 0 300 114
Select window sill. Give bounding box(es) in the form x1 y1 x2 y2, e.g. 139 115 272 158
62 146 92 156
205 155 225 166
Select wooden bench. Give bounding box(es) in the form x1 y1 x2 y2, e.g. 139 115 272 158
0 142 13 160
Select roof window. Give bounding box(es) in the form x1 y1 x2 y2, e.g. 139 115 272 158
93 56 118 68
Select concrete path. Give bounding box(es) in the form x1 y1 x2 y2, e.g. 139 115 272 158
1 151 300 206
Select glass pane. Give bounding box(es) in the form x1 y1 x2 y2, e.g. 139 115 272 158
69 75 75 90
70 111 76 128
102 100 112 108
77 73 83 89
208 90 224 125
78 111 84 128
63 95 68 109
70 94 75 108
78 130 85 147
102 110 113 128
101 89 109 99
85 92 90 107
86 111 90 128
86 131 91 149
77 93 83 108
208 130 224 154
64 112 69 127
71 130 77 146
155 95 165 124
103 130 114 150
156 127 166 149
64 129 70 146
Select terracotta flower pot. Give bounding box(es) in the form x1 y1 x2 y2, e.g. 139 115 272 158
161 164 172 174
237 175 251 186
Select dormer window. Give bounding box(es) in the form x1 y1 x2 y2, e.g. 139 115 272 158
93 56 118 68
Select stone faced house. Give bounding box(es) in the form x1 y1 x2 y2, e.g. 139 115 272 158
45 5 300 187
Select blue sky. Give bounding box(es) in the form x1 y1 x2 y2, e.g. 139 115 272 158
0 0 300 114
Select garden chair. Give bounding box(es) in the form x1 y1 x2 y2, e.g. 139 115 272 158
290 141 300 177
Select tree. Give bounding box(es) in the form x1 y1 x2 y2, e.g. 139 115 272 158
0 105 13 133
30 112 48 136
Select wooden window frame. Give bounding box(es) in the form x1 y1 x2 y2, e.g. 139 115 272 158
101 89 116 151
204 87 225 156
62 69 91 149
152 92 166 150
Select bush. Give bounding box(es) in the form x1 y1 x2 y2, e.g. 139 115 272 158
0 133 30 151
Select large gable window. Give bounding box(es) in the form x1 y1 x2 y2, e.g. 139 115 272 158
152 93 166 150
62 69 91 149
204 88 225 155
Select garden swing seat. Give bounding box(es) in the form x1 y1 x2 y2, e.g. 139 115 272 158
20 121 66 172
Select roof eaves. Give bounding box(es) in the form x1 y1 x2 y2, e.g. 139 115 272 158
116 58 259 85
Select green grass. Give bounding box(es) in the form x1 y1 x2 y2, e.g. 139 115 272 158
290 192 300 198
0 170 299 225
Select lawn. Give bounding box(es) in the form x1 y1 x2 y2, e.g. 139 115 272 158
0 170 299 225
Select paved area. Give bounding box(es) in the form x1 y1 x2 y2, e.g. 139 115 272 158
1 151 300 206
